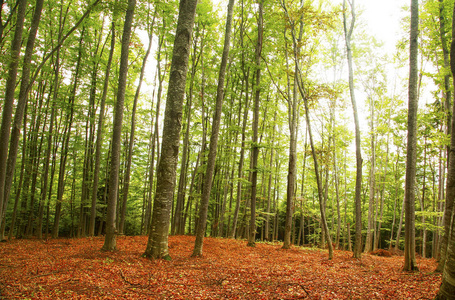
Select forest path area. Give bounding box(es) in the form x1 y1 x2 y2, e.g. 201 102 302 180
0 235 441 299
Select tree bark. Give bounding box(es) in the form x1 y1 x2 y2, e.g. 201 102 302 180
403 0 419 272
143 0 198 259
247 0 262 248
365 96 376 253
52 26 84 238
300 87 333 260
437 0 455 274
173 24 202 235
118 11 155 235
343 0 362 259
89 4 117 237
0 0 27 228
102 0 136 251
192 0 236 255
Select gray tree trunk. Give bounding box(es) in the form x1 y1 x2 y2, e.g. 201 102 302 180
89 3 117 237
0 0 27 229
143 0 198 259
52 26 84 238
437 0 455 274
102 0 136 251
343 0 362 259
192 0 236 255
403 0 419 271
0 0 43 240
365 96 375 253
118 12 155 235
247 0 262 248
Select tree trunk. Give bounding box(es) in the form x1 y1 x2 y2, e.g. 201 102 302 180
0 0 27 228
375 135 389 251
265 112 277 241
0 0 44 240
230 0 250 239
403 0 419 272
437 0 455 273
89 4 117 237
343 0 362 259
143 0 198 259
102 0 136 251
52 26 84 238
365 96 375 253
246 0 262 248
173 24 202 235
192 0 235 255
118 13 154 235
389 149 400 250
300 87 333 260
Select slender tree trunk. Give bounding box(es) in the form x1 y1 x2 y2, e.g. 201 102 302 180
143 36 165 235
365 97 375 253
102 0 136 251
143 0 198 259
230 0 250 239
0 0 44 240
375 135 389 251
419 140 428 258
246 0 262 248
334 149 341 248
300 87 333 260
0 0 27 228
437 0 455 274
280 0 303 250
52 26 84 238
118 13 154 235
192 0 235 255
89 5 117 237
403 0 419 271
343 0 362 259
265 113 277 241
173 27 201 235
389 149 400 250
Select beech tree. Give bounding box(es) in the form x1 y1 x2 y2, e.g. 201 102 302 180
403 0 419 271
343 0 362 259
143 0 198 259
102 0 136 251
0 0 27 232
435 0 455 292
192 0 236 255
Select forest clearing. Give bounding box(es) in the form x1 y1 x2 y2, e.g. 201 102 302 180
0 235 441 299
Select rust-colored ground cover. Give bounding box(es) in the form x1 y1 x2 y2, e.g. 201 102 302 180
0 235 441 299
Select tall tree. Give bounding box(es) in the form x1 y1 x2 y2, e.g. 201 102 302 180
101 0 136 251
403 0 419 272
0 0 27 229
89 2 118 237
281 0 302 250
437 0 455 274
118 8 156 235
52 26 85 238
143 0 198 259
192 0 236 255
247 0 263 248
299 84 333 260
0 0 44 240
229 0 250 239
343 0 362 259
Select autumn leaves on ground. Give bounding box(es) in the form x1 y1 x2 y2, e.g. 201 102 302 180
0 236 441 299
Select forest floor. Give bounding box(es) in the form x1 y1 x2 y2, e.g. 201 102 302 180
0 235 441 299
